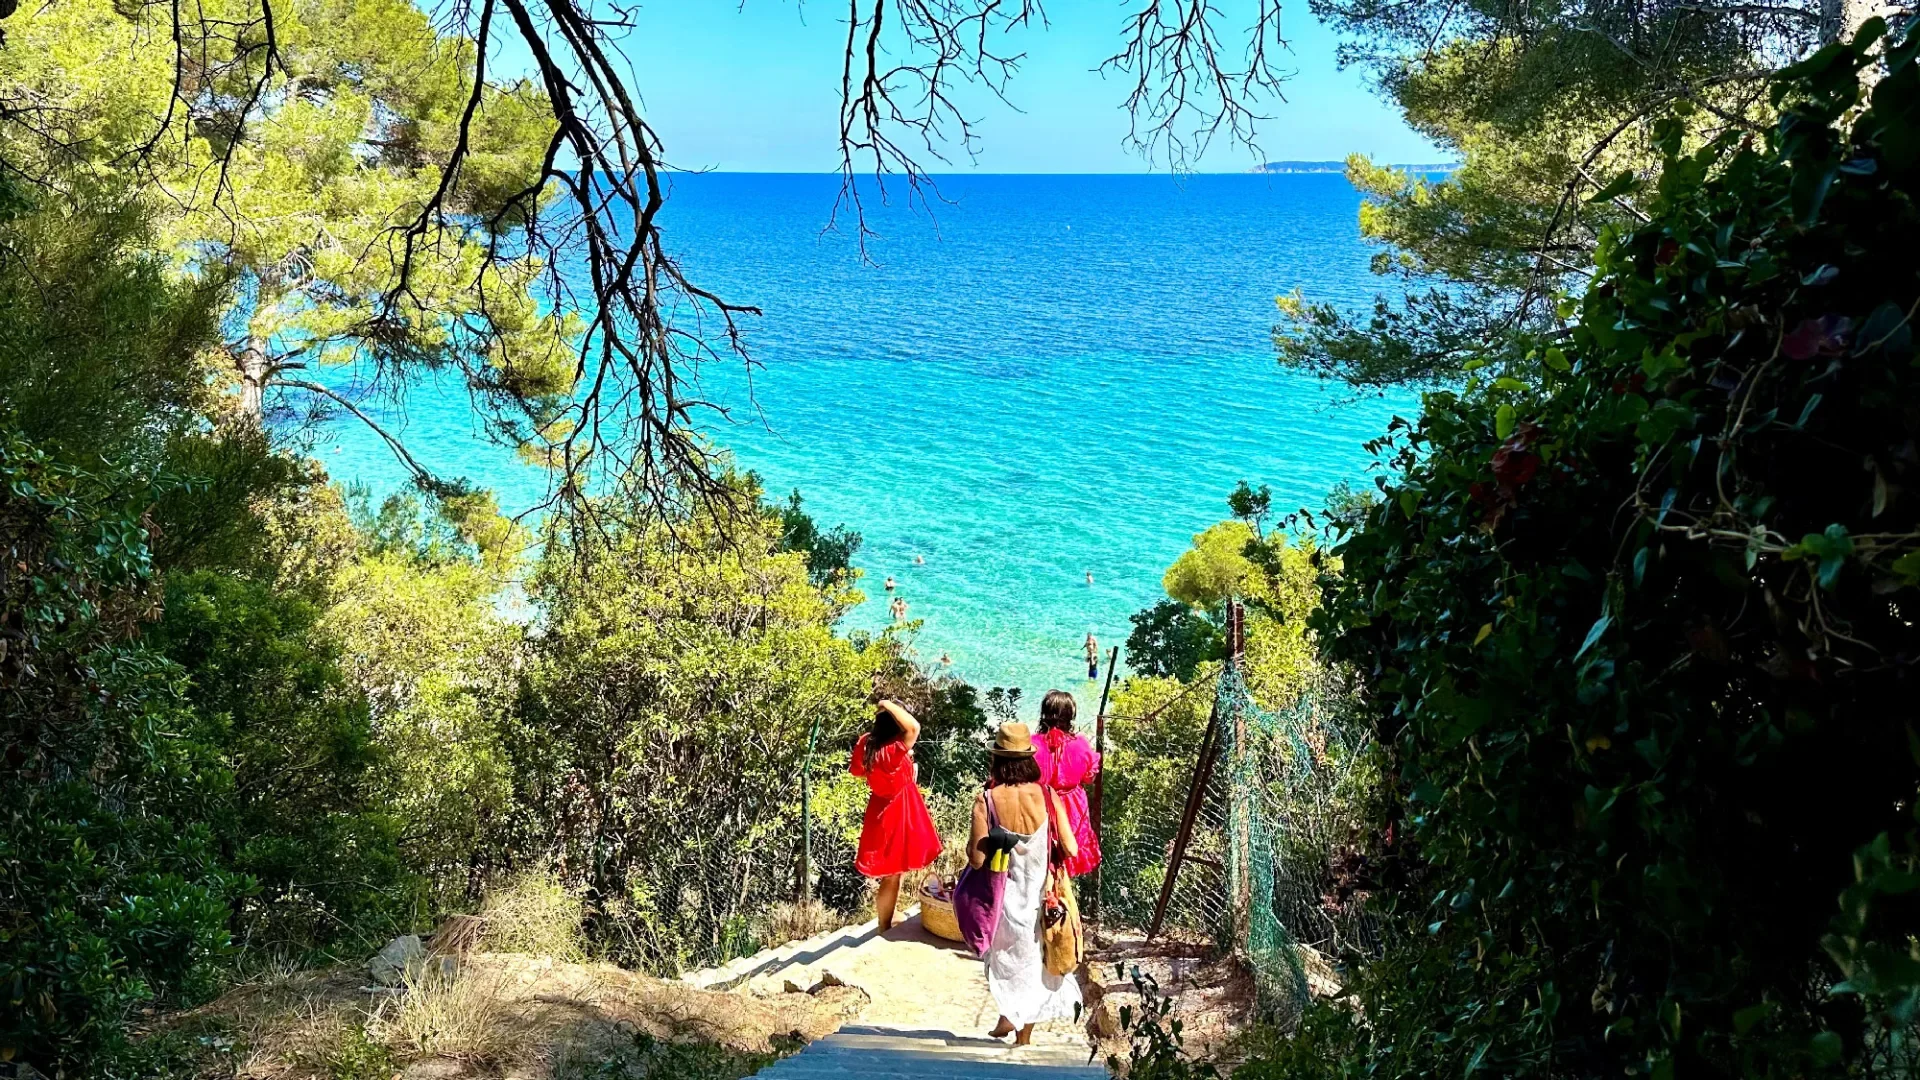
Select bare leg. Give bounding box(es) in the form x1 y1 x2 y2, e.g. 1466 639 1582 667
875 873 903 931
988 1017 1014 1038
1014 1024 1034 1047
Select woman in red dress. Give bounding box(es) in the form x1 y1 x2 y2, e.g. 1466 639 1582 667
849 699 943 930
1030 689 1102 877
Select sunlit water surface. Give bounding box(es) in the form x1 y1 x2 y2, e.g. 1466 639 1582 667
307 173 1413 699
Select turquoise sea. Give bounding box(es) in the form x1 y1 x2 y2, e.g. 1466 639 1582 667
307 173 1410 700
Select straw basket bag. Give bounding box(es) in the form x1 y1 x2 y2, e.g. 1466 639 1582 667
917 877 963 942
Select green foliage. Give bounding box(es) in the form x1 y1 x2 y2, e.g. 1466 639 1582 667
0 433 238 1072
1164 521 1262 609
0 0 567 472
322 547 518 910
0 197 218 463
1115 968 1223 1080
775 488 863 587
900 675 993 801
326 1025 397 1080
1287 28 1920 1075
517 486 888 971
1281 0 1817 389
1127 599 1227 682
150 571 412 948
1228 481 1273 536
1098 674 1216 925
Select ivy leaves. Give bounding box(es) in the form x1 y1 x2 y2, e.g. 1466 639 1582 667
1302 22 1920 1078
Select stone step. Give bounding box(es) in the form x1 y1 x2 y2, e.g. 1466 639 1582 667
754 1027 1107 1079
812 1031 1092 1065
758 1054 1106 1079
679 909 915 991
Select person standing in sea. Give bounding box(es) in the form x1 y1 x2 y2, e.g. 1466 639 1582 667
1031 690 1102 878
1084 631 1099 680
850 700 943 932
891 596 908 623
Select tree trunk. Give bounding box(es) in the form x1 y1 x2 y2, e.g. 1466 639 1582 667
1821 0 1893 42
237 337 269 419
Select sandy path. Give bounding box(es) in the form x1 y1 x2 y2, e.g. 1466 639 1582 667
740 911 1090 1057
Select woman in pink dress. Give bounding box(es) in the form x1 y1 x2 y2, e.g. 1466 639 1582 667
1030 689 1102 877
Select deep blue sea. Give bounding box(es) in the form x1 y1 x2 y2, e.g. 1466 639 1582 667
307 173 1411 701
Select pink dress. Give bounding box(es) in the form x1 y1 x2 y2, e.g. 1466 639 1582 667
1032 728 1102 876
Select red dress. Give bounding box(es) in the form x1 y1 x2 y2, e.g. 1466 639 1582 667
1032 728 1103 877
850 735 943 877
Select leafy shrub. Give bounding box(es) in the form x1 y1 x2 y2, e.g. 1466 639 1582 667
1287 24 1920 1076
0 435 237 1073
150 571 413 950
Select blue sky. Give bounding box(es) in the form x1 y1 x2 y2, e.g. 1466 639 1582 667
589 2 1439 173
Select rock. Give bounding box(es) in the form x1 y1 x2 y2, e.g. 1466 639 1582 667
369 935 425 986
1088 997 1122 1038
782 979 805 994
808 983 870 1019
806 971 844 994
400 1057 467 1078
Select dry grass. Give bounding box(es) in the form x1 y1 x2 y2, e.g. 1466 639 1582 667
366 963 523 1065
154 951 864 1078
477 869 586 961
762 899 842 947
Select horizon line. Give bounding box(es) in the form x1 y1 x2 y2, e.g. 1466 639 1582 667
646 164 1456 177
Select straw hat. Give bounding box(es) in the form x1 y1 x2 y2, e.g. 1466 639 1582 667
991 722 1035 757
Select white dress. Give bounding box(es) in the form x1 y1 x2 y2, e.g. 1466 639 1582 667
985 816 1084 1026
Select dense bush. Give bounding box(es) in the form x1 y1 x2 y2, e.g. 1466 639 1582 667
150 572 412 948
515 485 889 971
0 194 409 1075
0 435 238 1072
1269 26 1920 1076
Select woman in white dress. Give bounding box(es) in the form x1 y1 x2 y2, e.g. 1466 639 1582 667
968 722 1082 1046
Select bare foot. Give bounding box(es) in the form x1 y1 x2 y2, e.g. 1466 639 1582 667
1014 1024 1034 1047
988 1018 1014 1039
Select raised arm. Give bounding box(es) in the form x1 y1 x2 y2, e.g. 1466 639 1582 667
880 699 921 750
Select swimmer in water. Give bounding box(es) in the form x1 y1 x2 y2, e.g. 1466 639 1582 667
891 596 908 623
1085 569 1094 586
885 575 896 591
914 554 925 566
939 652 952 666
1085 631 1100 680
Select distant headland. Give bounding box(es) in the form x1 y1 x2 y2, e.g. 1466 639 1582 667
1250 160 1459 174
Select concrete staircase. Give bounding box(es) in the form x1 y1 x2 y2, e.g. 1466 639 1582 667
754 1024 1108 1079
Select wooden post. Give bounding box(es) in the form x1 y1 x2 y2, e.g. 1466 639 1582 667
1090 645 1119 921
1149 695 1221 940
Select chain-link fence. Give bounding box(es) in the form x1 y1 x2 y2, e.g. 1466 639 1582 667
601 660 1376 991
1094 664 1378 1016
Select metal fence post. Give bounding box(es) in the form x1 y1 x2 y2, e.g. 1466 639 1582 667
800 713 821 905
1091 644 1119 921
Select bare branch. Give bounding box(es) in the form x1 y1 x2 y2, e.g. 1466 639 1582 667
1102 0 1290 170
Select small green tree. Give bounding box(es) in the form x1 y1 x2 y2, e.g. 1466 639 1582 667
516 479 887 970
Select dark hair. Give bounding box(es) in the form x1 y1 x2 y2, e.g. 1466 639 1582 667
990 753 1042 786
864 705 904 772
1039 690 1077 734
